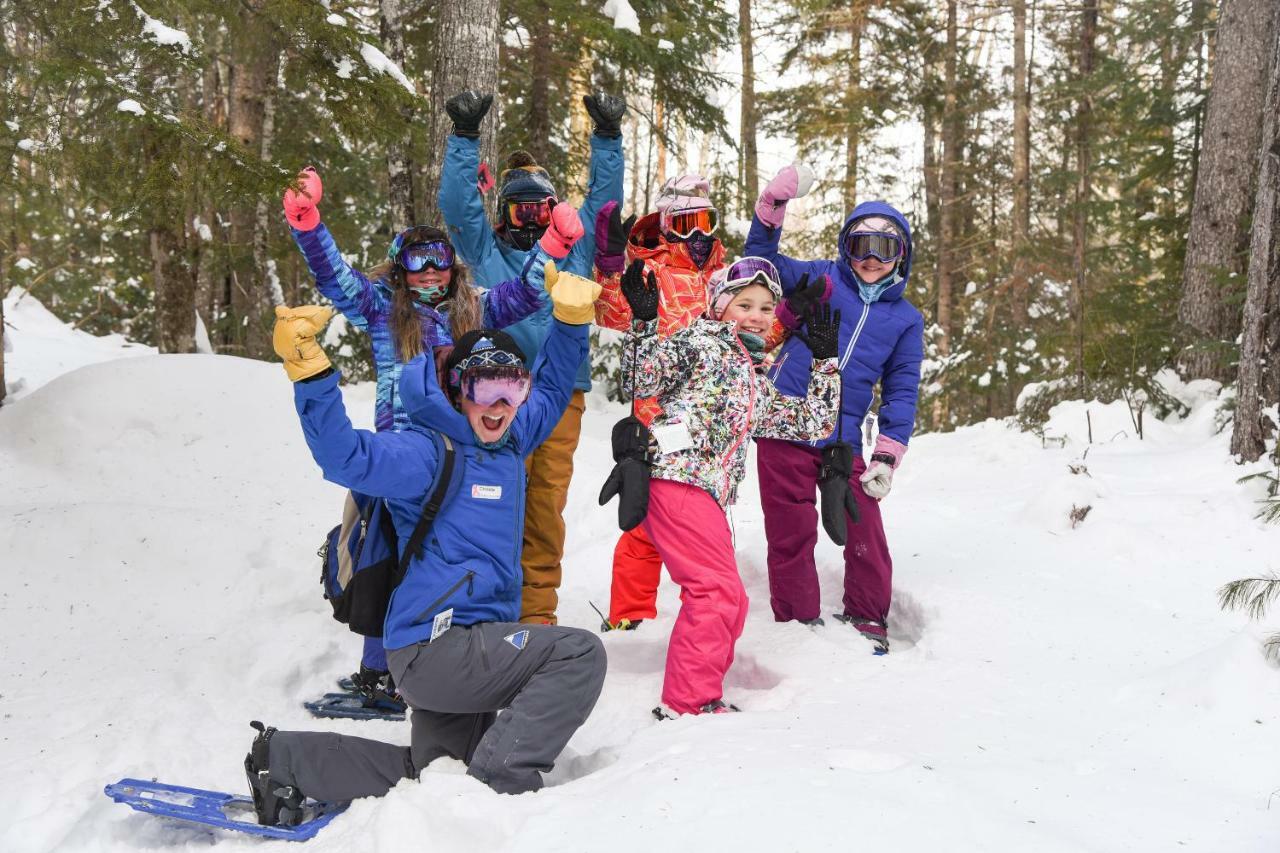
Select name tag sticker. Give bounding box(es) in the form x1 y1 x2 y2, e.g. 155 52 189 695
431 608 453 641
471 484 502 500
652 421 693 455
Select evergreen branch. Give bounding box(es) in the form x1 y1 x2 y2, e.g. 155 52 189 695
1218 575 1280 621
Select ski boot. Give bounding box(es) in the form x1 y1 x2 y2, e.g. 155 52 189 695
652 699 741 720
244 721 305 827
602 617 643 633
348 665 404 708
832 614 889 655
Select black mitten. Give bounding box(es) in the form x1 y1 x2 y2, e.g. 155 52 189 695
598 416 652 531
818 441 860 545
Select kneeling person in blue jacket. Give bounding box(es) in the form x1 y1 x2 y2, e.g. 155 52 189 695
247 263 606 821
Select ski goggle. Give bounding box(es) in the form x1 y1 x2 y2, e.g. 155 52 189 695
661 207 719 240
460 365 531 408
398 241 455 272
723 256 783 300
505 198 554 229
845 231 904 263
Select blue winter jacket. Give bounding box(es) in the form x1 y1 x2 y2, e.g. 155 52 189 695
438 133 625 391
292 222 550 432
292 319 589 650
743 200 924 451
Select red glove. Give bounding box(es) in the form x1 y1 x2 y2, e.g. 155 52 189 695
538 203 585 259
283 167 323 231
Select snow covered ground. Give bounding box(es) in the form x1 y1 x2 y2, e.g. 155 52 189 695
2 291 1278 852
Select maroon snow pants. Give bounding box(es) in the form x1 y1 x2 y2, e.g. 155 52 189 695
755 437 893 625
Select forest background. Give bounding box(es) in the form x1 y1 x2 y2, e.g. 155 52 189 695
3 0 1278 465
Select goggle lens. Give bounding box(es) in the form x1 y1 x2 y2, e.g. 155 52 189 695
726 256 779 286
399 241 455 272
463 366 531 407
664 208 718 239
506 199 553 229
846 231 903 263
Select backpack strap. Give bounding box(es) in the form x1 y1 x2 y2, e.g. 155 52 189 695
394 432 457 580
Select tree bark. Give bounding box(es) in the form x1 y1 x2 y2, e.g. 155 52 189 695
655 96 667 187
526 14 553 168
739 0 759 215
380 0 416 231
1010 0 1031 326
843 0 865 212
933 0 960 427
1180 0 1277 381
150 224 197 354
1231 11 1280 461
1071 0 1097 398
423 0 500 225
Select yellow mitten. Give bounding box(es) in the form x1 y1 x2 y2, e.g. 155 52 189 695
272 305 334 381
544 260 603 325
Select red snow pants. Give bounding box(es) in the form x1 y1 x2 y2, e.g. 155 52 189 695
756 438 893 625
641 478 748 714
607 526 663 623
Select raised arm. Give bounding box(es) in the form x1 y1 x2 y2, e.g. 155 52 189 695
438 93 501 271
743 163 829 295
565 96 626 274
284 168 385 326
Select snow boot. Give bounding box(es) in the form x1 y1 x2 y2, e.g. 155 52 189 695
603 618 643 632
652 699 741 720
244 721 305 827
797 617 825 627
348 665 402 707
832 614 889 655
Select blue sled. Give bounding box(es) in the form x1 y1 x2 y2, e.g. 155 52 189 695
304 691 406 722
104 778 345 842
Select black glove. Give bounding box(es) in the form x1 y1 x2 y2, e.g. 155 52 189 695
598 416 651 531
606 205 637 258
795 301 841 360
782 273 825 323
583 93 627 139
445 91 493 139
818 441 860 545
621 259 659 323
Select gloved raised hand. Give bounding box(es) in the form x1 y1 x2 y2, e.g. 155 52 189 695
445 91 493 139
539 203 586 259
620 259 659 323
544 261 602 325
282 167 323 232
755 162 815 229
594 200 636 276
598 415 651 531
272 305 334 382
583 93 627 139
794 301 841 360
859 436 905 500
818 441 860 545
776 273 832 330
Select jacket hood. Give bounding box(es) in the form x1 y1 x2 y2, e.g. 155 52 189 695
627 212 725 272
398 354 477 446
836 200 914 302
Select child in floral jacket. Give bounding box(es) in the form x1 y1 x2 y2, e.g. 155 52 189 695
619 256 840 715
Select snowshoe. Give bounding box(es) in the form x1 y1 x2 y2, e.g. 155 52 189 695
832 613 890 655
307 666 407 721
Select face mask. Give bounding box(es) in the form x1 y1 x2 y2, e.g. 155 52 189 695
413 284 449 306
508 226 545 252
685 233 716 268
737 331 766 365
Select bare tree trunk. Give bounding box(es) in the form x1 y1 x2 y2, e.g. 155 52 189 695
655 96 667 187
1180 0 1277 381
252 59 283 313
739 0 759 215
526 15 553 168
423 0 500 225
567 46 593 203
1010 0 1031 326
1231 11 1280 461
151 225 197 354
843 0 865 212
381 0 416 231
933 0 960 427
1071 0 1097 398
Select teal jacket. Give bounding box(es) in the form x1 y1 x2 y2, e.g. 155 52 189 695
438 133 624 390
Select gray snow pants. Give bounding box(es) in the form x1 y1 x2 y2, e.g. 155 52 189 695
267 622 606 797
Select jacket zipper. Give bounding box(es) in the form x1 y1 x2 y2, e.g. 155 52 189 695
412 570 476 626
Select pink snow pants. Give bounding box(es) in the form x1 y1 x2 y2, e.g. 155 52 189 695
756 438 893 625
641 478 748 714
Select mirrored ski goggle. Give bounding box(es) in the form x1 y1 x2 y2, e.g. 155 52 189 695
661 207 719 240
505 198 554 229
724 256 781 293
398 241 455 272
460 365 531 407
845 231 904 263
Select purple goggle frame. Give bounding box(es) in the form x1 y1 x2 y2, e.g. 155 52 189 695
461 365 531 407
398 241 455 273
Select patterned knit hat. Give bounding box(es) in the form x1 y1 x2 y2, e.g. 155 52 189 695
498 151 558 202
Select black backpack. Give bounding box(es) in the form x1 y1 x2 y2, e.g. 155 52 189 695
317 431 459 637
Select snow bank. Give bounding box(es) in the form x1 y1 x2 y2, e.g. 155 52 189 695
2 287 154 401
1 308 1278 851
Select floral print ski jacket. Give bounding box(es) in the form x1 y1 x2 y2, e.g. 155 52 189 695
622 317 839 506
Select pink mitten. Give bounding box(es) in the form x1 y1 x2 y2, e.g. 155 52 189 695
283 167 323 232
539 203 585 259
754 162 815 229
